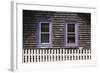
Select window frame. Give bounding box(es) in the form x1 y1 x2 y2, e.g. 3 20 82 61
12 2 96 71
65 21 78 48
38 22 52 48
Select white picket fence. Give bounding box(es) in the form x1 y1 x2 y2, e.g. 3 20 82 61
23 48 91 63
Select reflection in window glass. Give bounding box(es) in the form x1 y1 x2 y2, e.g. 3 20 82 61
41 23 49 32
41 34 49 43
67 24 75 32
67 35 75 43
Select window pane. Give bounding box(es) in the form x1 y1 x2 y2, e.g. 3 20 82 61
41 34 49 43
67 24 75 32
41 23 49 32
67 35 75 43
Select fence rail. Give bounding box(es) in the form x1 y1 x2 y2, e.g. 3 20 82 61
23 48 91 63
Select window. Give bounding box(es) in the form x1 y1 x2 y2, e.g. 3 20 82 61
67 24 75 43
41 23 50 43
38 22 52 48
65 23 78 48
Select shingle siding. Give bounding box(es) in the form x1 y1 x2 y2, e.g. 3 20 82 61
23 10 91 49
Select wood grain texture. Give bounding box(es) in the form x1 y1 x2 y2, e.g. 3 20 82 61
23 10 91 49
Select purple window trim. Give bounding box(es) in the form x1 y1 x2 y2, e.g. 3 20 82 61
75 23 78 47
64 22 66 48
37 21 52 48
64 20 78 48
36 22 39 48
36 17 52 48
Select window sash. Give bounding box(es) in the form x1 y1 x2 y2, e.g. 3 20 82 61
67 24 75 32
41 33 49 43
41 23 49 32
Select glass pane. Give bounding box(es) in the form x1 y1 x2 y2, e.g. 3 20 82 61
67 24 75 32
41 34 49 43
41 23 49 32
67 35 75 43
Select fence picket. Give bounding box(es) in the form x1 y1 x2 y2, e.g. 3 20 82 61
23 48 91 63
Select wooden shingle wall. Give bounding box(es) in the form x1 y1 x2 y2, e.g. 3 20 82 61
23 10 91 49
